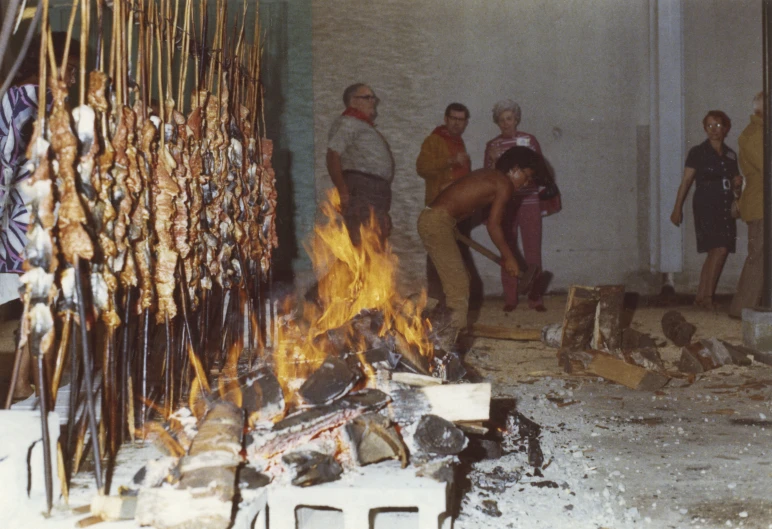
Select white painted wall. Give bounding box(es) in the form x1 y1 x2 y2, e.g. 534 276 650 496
310 0 762 297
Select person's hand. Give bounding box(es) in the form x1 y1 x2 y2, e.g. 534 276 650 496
338 188 350 212
733 175 743 188
503 256 520 277
670 209 682 227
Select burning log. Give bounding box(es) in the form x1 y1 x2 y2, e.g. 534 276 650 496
136 401 244 529
246 389 390 469
242 367 285 427
298 355 361 406
343 413 407 467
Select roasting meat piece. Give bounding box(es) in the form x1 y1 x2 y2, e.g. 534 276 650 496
49 77 94 264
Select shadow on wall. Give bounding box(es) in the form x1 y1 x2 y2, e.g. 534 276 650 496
261 1 297 282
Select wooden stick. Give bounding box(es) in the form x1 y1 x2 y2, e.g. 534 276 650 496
60 0 80 78
468 324 543 342
35 352 54 514
163 313 173 418
51 311 73 403
139 308 150 434
75 258 104 493
79 0 88 105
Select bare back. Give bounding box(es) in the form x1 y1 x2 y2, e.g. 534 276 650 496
430 167 513 222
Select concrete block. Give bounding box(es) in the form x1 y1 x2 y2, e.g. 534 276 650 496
233 486 268 529
742 308 772 351
0 411 61 520
268 460 452 529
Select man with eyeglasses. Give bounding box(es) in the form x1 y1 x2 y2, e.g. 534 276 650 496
416 103 472 307
417 146 545 349
326 83 395 245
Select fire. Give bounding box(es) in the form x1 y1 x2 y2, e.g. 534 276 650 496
271 189 434 397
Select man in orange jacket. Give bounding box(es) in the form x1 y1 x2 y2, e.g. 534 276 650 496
416 103 473 307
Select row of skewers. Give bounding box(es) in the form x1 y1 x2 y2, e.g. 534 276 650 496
4 0 278 513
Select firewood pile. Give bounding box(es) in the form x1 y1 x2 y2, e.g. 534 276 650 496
546 285 766 391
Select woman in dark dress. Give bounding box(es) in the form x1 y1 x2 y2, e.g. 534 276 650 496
671 110 741 309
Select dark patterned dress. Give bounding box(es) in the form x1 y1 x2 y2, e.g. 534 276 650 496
685 139 739 253
0 85 40 273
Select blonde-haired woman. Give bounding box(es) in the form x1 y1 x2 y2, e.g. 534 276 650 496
484 99 545 312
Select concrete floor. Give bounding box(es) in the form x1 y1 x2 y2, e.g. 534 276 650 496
3 292 771 528
458 292 772 529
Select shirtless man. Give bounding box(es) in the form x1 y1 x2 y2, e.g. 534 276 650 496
417 146 543 344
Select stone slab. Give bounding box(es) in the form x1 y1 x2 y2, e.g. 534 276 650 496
268 460 452 529
742 308 772 352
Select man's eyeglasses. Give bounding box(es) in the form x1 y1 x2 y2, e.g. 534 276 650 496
354 94 379 102
706 123 724 130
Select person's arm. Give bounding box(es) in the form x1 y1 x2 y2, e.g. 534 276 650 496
670 166 696 227
486 181 519 276
416 134 451 180
326 148 349 210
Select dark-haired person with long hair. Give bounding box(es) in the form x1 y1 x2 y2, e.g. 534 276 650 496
418 146 545 349
670 110 742 310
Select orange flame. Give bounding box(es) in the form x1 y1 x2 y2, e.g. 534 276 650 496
271 189 433 397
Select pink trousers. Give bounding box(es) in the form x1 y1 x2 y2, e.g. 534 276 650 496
501 200 543 307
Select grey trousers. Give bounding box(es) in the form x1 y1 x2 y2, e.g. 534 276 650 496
343 170 392 246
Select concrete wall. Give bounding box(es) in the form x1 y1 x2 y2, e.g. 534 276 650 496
307 0 761 297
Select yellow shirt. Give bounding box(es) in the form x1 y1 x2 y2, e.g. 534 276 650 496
738 114 763 222
416 132 469 205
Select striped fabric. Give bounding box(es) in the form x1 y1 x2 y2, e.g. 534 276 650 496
0 85 40 273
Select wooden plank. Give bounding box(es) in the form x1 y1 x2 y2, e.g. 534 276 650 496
468 324 542 342
587 351 670 391
390 372 443 387
421 382 491 422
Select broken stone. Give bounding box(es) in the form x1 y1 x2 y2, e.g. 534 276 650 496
431 349 466 381
718 340 754 366
678 338 735 374
471 465 521 493
282 450 342 487
661 310 696 346
299 355 360 406
344 413 407 467
541 322 562 348
621 328 658 350
414 414 467 455
478 499 502 517
237 466 271 490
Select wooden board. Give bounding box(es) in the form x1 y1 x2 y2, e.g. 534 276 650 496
559 285 600 352
587 351 670 391
391 372 443 387
421 382 491 422
468 324 542 342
